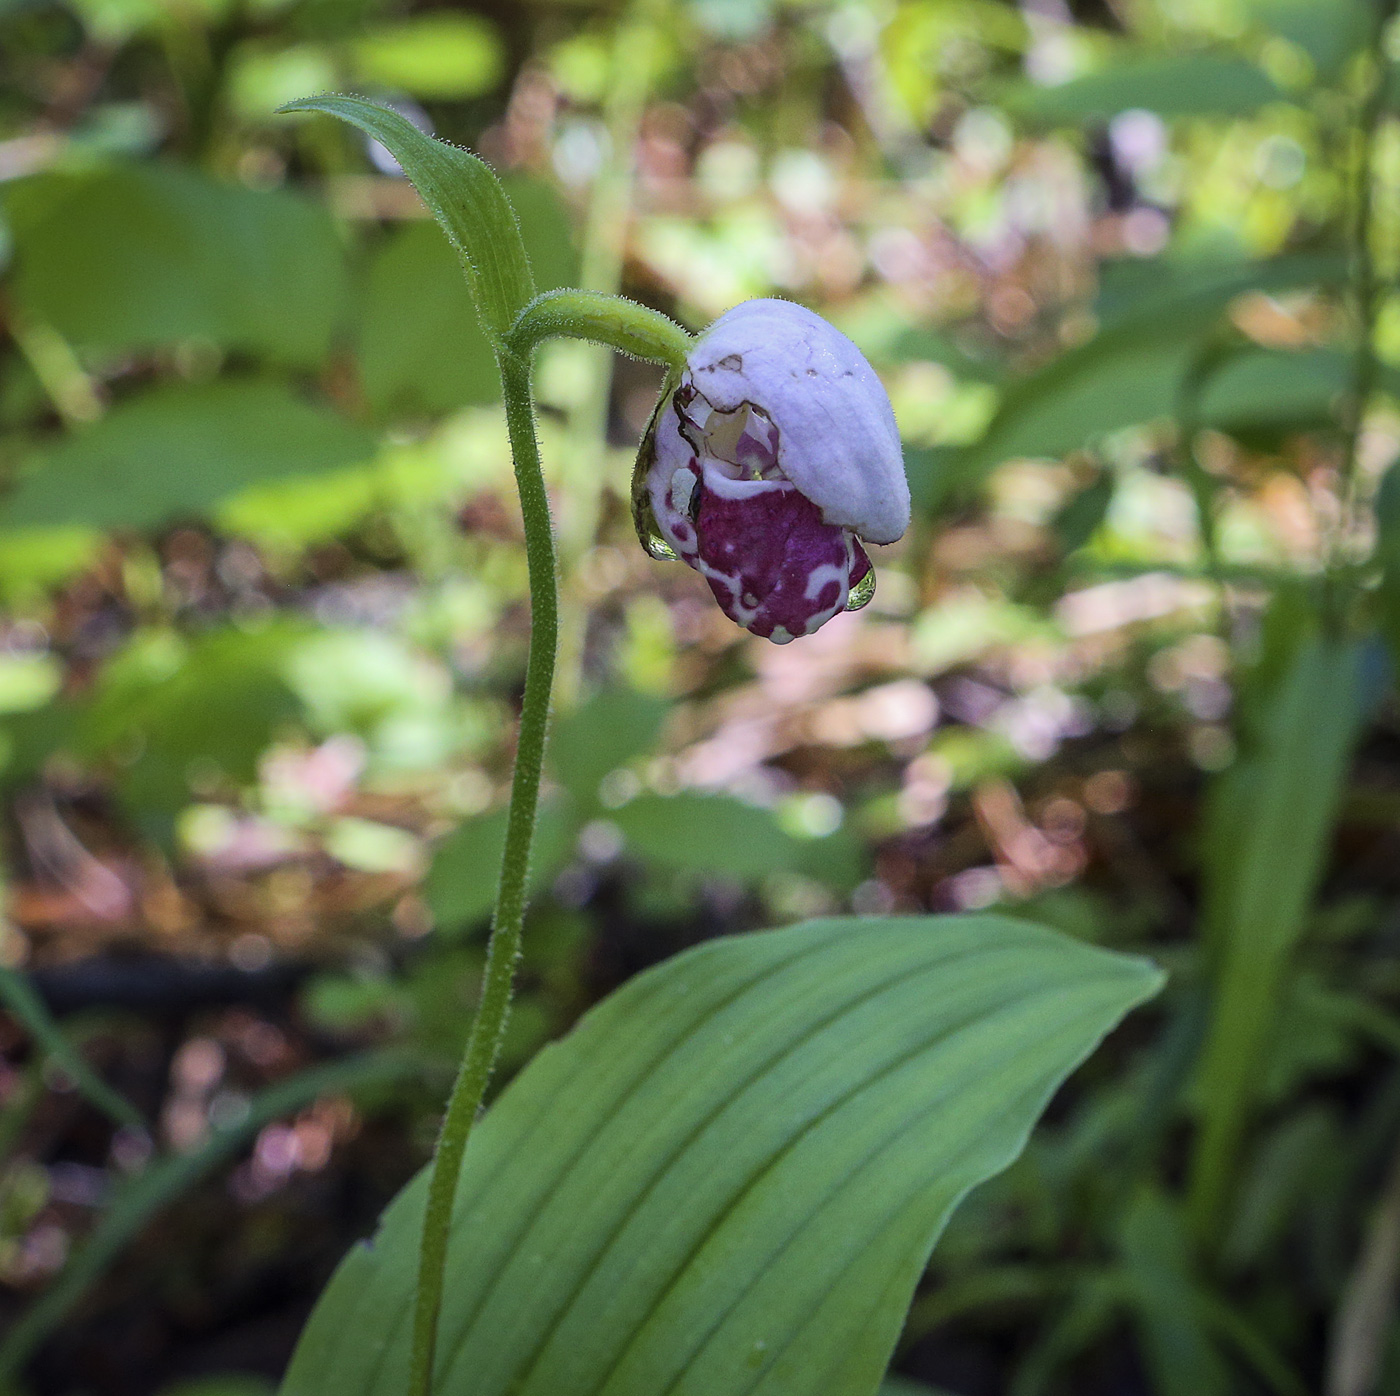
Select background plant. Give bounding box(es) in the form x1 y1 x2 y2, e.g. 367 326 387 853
0 0 1398 1393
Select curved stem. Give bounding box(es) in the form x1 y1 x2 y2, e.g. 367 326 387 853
408 347 559 1396
508 288 692 372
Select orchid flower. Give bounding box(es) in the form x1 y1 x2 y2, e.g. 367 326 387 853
633 298 910 643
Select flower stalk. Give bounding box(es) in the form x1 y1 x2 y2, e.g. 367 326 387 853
407 346 558 1396
407 293 691 1396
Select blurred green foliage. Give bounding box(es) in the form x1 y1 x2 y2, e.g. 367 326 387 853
1 0 1400 1391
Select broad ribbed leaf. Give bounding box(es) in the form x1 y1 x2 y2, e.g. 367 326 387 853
282 915 1160 1396
280 96 533 344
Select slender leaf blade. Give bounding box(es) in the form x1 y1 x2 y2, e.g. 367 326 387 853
1374 461 1400 654
281 914 1160 1396
0 1051 414 1379
947 253 1344 491
0 966 142 1129
1119 1188 1231 1396
280 95 533 342
1190 628 1366 1231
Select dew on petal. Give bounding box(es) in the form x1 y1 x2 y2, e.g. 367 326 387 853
845 567 876 612
644 533 679 561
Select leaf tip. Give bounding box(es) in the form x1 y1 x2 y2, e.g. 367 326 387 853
275 92 369 117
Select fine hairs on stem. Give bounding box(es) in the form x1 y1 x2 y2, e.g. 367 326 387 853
405 347 558 1396
407 297 690 1396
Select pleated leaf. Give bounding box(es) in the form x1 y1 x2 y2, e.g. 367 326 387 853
280 95 533 344
282 914 1160 1396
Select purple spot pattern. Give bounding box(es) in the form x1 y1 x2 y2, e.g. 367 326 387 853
645 396 874 643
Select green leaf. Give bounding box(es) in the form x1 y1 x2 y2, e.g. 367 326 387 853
1256 0 1372 83
1051 473 1115 554
1198 346 1352 439
356 179 577 420
74 624 306 840
357 221 500 418
1007 53 1284 124
228 44 340 122
4 163 346 368
1374 461 1400 653
281 914 1160 1396
549 688 669 807
280 96 534 345
2 381 375 531
506 177 583 297
949 253 1343 487
1119 1189 1230 1396
351 14 504 98
425 800 580 935
1222 1105 1335 1270
1190 626 1365 1232
612 791 862 888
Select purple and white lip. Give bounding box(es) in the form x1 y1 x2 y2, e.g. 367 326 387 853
632 298 909 644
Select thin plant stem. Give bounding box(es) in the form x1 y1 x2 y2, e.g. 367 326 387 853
9 313 102 426
1331 0 1399 618
508 289 692 370
407 346 560 1396
406 289 687 1396
1174 332 1241 587
554 0 670 704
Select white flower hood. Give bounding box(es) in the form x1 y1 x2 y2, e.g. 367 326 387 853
683 299 909 545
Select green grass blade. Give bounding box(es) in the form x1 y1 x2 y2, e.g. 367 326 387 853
1119 1188 1231 1396
0 966 142 1130
1189 631 1365 1235
0 1050 414 1380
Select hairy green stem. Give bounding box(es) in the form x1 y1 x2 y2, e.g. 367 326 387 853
408 347 560 1396
508 289 692 370
407 297 686 1394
